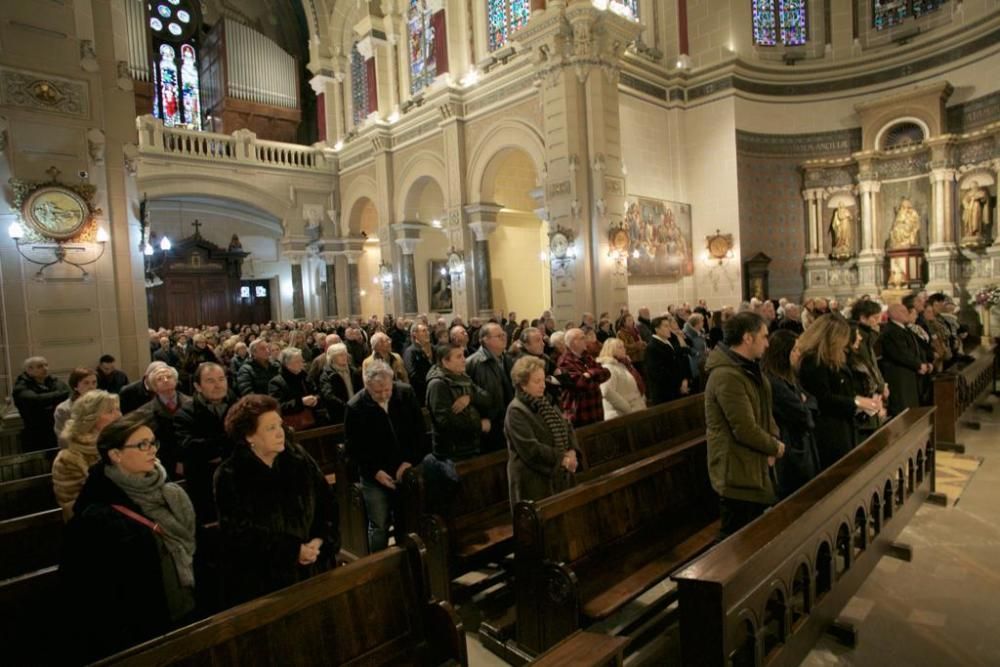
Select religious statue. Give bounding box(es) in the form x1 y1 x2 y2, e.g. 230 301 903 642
228 233 243 251
960 180 991 245
829 203 854 259
889 197 921 249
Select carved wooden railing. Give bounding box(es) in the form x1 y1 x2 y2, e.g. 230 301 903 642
672 407 936 667
932 344 996 454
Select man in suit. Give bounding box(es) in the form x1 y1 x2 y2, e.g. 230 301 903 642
645 316 691 405
466 323 514 451
879 303 932 417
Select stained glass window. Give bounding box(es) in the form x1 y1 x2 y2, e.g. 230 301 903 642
874 0 945 30
752 0 807 46
487 0 532 52
608 1 640 20
351 45 372 127
148 0 202 128
409 0 438 94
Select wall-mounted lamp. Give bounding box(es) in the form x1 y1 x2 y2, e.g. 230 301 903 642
547 225 577 274
606 219 630 265
704 229 735 266
8 220 108 280
373 260 394 289
446 248 465 276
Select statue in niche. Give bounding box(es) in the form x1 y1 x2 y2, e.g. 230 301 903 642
228 234 243 251
829 203 855 259
888 197 921 249
960 180 991 245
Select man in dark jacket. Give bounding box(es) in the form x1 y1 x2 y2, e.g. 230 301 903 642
636 307 654 343
119 361 168 415
704 312 784 540
645 316 691 405
344 360 425 552
237 339 280 396
513 327 571 403
152 336 181 368
12 356 70 450
879 303 931 416
175 362 237 522
403 323 434 405
425 345 491 461
557 328 611 427
95 354 130 394
465 323 515 451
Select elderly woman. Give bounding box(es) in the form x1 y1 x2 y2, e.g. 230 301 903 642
683 312 709 389
53 367 99 440
596 338 646 420
137 364 191 479
61 412 197 661
505 356 581 508
616 313 647 370
215 394 338 605
318 342 362 424
53 390 122 519
269 347 321 430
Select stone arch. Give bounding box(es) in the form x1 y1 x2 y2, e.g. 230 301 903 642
762 582 788 660
138 173 292 231
467 119 545 204
341 174 381 236
873 115 932 151
395 152 448 222
790 560 811 629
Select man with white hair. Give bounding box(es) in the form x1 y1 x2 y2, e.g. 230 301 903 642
13 356 70 450
557 328 611 427
466 323 515 451
344 360 425 552
237 338 281 396
119 360 169 414
363 331 409 384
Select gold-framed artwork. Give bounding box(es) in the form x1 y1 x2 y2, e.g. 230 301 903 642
8 167 100 242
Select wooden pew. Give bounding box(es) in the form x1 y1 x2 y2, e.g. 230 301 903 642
0 472 57 520
0 566 60 665
513 436 717 654
0 508 63 580
932 344 996 454
96 535 468 667
405 395 707 603
0 447 57 482
530 630 629 666
672 407 935 667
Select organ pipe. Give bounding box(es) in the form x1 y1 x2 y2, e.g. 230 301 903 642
223 19 297 109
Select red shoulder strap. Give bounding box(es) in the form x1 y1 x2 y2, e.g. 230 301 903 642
111 504 163 535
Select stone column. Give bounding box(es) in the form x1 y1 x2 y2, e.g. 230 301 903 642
344 251 363 317
855 178 884 294
803 189 825 256
290 262 306 319
926 168 960 295
354 14 397 118
393 223 423 315
465 204 502 317
319 251 339 317
803 188 833 298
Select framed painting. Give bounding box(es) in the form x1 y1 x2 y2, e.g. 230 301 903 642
624 196 694 279
428 259 452 312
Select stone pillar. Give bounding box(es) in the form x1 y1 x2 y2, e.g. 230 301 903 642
465 204 502 317
926 168 960 295
354 14 397 118
393 223 423 315
290 262 306 319
445 0 472 79
345 251 363 317
319 251 339 317
856 178 884 294
803 189 826 256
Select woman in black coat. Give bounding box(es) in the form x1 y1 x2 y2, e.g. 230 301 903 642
268 346 321 428
796 315 882 471
762 330 821 498
61 412 197 663
215 394 339 606
318 343 362 424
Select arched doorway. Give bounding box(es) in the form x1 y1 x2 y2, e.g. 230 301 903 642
480 147 550 320
348 196 382 318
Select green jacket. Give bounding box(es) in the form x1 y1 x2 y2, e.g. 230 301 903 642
704 346 780 505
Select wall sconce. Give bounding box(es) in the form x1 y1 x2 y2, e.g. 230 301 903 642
446 248 465 276
547 225 577 274
373 260 394 289
704 229 735 266
8 220 108 280
606 219 630 265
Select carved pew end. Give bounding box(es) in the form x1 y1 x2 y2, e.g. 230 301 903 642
926 492 949 507
935 441 966 454
887 541 913 562
826 620 858 648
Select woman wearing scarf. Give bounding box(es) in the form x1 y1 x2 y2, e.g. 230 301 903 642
505 355 582 509
596 338 646 420
425 344 492 462
61 411 197 662
52 390 122 520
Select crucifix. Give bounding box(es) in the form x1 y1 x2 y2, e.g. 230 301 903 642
191 219 202 236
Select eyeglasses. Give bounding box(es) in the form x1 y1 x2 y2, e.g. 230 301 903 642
121 439 160 452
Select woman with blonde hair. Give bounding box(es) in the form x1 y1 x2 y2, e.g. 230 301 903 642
797 314 881 470
596 337 646 420
52 390 122 519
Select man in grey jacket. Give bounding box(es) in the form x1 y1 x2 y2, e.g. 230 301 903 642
465 323 514 452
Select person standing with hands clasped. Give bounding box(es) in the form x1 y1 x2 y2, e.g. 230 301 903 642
704 312 786 541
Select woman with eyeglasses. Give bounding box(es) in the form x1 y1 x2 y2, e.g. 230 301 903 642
60 411 197 662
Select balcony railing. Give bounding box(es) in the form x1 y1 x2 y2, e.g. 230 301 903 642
136 115 333 173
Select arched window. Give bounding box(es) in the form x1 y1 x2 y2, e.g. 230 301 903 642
487 0 531 52
752 0 808 46
409 0 449 95
873 0 945 31
351 44 374 127
148 0 203 129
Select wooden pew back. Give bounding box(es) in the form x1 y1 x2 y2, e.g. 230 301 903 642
0 473 56 520
932 345 996 447
672 408 935 667
0 447 57 482
0 508 63 580
97 536 468 667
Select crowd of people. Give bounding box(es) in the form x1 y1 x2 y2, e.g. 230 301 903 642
7 291 974 659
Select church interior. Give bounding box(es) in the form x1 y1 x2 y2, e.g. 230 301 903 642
1 0 1000 665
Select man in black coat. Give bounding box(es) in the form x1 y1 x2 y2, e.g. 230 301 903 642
151 336 180 368
119 361 168 415
465 323 515 452
879 303 932 417
645 316 691 405
513 326 571 403
175 362 236 522
636 307 654 343
95 354 130 394
12 356 70 451
403 323 434 405
344 360 425 552
236 339 280 396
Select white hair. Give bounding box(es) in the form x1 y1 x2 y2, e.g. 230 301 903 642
364 359 394 384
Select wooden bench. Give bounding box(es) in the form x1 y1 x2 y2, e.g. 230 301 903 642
0 472 57 520
0 447 57 482
932 344 996 455
672 407 936 667
405 395 707 603
0 566 60 665
0 508 63 580
530 630 628 666
95 535 468 667
513 435 717 654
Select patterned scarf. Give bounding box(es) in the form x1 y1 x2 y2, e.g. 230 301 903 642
105 461 197 587
516 388 570 454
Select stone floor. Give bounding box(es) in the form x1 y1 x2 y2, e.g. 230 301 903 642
463 395 1000 666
